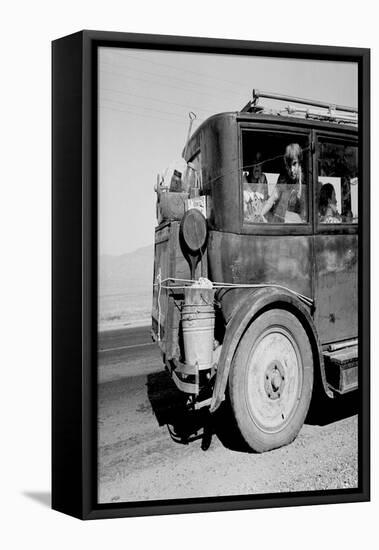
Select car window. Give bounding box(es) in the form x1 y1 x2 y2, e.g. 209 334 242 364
241 130 309 224
317 139 358 224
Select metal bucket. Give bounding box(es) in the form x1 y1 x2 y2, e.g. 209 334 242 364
182 287 215 371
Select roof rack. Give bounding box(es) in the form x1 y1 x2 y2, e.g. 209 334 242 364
241 89 358 125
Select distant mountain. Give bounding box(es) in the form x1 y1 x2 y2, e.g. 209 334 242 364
99 244 154 297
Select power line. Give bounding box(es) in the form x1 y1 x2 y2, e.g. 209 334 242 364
100 59 241 97
100 104 185 125
101 51 248 92
100 86 215 115
99 66 239 102
100 104 204 127
101 98 190 119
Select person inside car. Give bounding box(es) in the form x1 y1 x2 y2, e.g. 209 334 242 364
319 182 342 223
261 143 304 223
243 151 269 221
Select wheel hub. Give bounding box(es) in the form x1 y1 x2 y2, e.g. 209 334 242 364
264 360 285 400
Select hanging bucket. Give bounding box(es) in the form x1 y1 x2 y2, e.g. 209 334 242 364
182 287 215 371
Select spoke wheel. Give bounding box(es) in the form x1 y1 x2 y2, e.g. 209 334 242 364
229 309 313 452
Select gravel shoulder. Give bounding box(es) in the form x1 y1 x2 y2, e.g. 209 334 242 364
98 369 358 503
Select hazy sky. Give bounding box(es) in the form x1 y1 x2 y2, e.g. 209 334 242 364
99 47 357 256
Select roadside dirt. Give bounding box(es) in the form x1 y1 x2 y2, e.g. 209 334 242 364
98 368 358 503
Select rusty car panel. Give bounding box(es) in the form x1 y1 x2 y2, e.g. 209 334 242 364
313 234 358 343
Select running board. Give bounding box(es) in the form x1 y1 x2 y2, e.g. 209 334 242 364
323 345 358 394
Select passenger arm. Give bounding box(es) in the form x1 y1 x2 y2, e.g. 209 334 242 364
261 186 278 220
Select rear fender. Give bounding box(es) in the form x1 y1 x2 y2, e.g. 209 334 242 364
210 287 331 412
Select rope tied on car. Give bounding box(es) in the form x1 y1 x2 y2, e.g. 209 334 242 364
154 276 314 335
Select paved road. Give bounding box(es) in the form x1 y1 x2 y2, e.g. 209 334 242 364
98 326 161 383
97 326 358 504
99 325 153 351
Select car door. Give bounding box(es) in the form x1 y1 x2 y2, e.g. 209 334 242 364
313 130 358 344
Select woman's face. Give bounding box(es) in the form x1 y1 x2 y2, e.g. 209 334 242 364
287 158 301 181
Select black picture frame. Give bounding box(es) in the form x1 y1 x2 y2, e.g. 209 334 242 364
52 30 370 520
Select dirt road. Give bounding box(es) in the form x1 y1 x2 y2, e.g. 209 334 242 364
98 327 358 503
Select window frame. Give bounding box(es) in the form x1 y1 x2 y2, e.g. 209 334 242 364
313 130 358 236
186 149 203 191
238 122 313 236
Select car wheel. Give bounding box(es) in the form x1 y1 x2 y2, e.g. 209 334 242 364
229 309 313 452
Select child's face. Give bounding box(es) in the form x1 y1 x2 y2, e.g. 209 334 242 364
252 164 262 179
287 158 301 181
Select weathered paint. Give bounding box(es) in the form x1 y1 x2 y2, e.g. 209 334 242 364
207 230 357 346
152 221 203 359
314 234 358 343
207 230 312 298
200 114 240 233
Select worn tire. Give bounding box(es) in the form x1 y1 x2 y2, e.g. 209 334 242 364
229 309 313 452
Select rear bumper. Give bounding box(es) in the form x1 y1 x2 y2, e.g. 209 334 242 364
167 358 199 395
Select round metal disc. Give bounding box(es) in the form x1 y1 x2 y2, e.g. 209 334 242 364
180 208 207 253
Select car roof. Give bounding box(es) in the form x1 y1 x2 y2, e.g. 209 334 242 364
184 111 357 161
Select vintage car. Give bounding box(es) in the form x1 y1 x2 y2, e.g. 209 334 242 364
152 90 358 452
